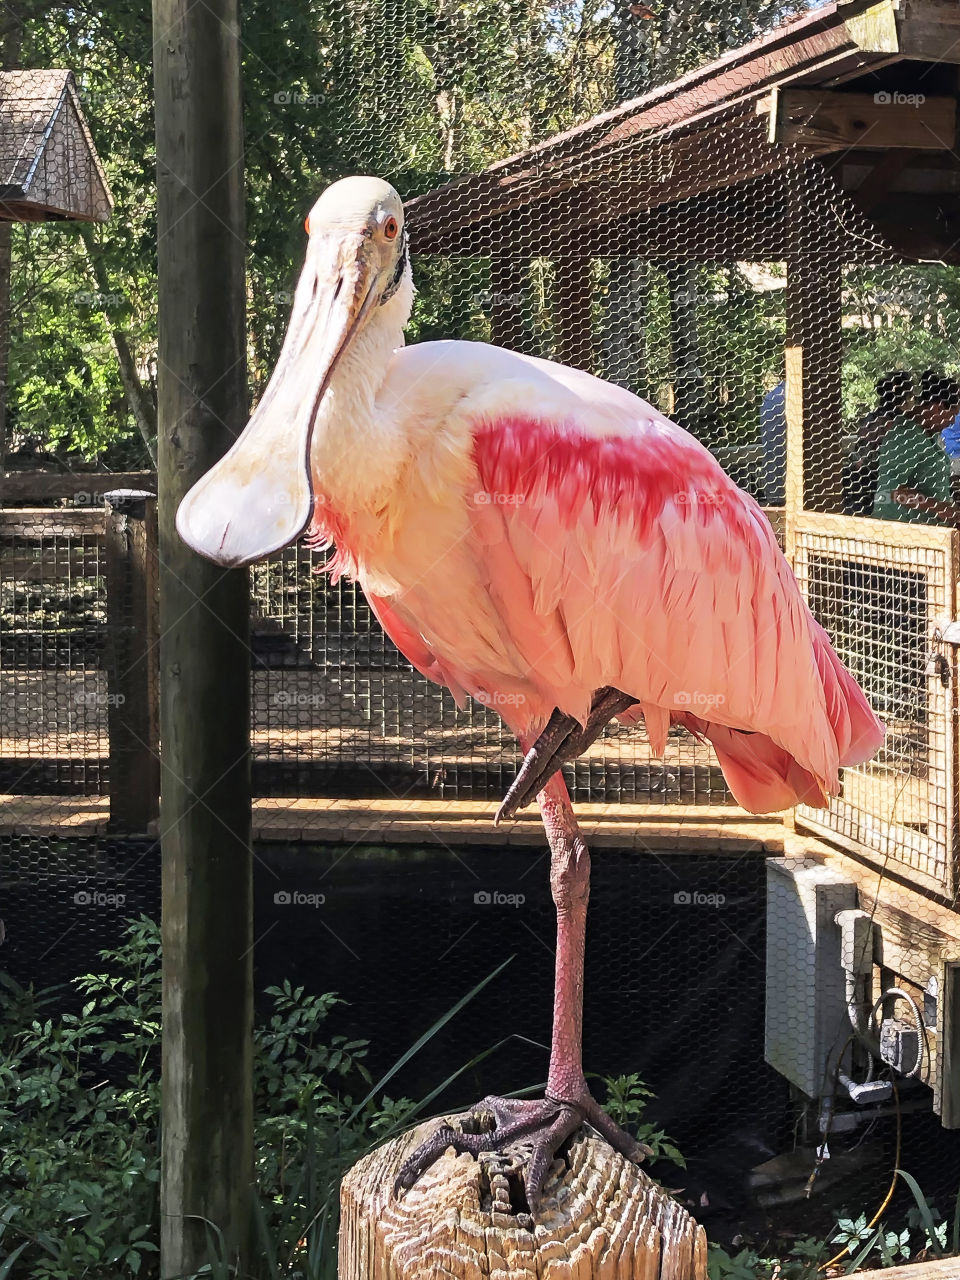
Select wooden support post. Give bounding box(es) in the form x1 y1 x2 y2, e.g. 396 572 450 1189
340 1121 708 1279
940 961 960 1128
666 260 708 432
488 253 529 353
152 0 253 1274
103 489 159 833
553 246 594 372
785 168 845 515
602 257 649 393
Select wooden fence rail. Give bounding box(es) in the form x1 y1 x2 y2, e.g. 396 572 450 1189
0 494 160 833
1 469 156 504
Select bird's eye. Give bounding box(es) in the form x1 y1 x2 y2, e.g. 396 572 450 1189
304 215 311 235
384 216 399 241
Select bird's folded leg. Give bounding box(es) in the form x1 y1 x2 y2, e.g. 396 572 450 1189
496 686 638 824
494 707 580 825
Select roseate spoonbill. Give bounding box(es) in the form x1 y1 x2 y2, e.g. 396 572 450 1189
177 175 884 1210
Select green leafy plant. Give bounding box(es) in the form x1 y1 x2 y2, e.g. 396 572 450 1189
0 918 515 1279
0 918 398 1278
599 1072 686 1169
707 1239 827 1280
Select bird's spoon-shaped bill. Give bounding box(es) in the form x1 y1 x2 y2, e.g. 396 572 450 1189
176 232 378 568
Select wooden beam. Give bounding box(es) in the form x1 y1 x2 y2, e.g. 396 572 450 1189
767 88 956 150
1 469 156 504
785 171 845 514
894 0 960 64
0 507 104 537
152 0 254 1274
855 1257 960 1279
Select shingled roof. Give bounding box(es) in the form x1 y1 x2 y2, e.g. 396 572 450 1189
0 69 113 222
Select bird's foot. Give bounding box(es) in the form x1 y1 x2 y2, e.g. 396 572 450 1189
394 1090 653 1214
496 686 638 824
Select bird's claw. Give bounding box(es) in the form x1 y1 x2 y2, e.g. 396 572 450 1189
394 1091 651 1214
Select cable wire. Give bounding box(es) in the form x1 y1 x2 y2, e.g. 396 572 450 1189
820 1081 901 1273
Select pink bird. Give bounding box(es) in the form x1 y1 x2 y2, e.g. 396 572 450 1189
178 176 884 1211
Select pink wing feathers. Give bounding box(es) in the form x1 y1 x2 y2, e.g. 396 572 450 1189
462 414 883 812
325 360 885 814
331 382 883 816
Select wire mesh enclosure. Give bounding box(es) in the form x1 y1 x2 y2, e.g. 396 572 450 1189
793 515 958 900
4 0 960 1272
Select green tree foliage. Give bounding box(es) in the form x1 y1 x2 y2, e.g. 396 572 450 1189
5 0 959 470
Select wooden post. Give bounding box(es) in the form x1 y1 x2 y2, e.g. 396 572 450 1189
103 489 159 833
488 253 529 353
666 261 707 431
554 246 594 372
340 1120 708 1279
940 961 960 1128
152 0 253 1275
785 166 845 515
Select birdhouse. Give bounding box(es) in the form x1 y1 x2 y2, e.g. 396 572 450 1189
0 69 113 223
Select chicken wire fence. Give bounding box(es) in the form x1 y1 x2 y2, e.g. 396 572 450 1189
3 0 960 1264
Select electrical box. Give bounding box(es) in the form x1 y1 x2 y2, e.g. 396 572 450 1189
765 858 858 1098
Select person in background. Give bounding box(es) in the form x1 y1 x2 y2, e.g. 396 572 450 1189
874 374 960 524
940 374 960 474
843 371 913 515
759 378 785 505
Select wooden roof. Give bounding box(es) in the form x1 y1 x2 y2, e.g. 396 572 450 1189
407 0 960 263
0 69 113 223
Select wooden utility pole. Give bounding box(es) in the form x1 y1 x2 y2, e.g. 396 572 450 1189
152 0 253 1275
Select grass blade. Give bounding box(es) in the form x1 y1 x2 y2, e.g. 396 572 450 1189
0 1241 30 1279
346 956 514 1123
251 1188 279 1278
844 1227 881 1273
896 1169 945 1257
377 1033 545 1140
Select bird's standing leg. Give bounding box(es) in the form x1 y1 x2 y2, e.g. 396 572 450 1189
395 760 650 1213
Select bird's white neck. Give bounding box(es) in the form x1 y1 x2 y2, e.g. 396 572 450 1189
309 273 413 516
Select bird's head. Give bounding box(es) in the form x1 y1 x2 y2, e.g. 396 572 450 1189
176 175 411 567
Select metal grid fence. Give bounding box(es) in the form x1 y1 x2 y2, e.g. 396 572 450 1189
793 514 959 901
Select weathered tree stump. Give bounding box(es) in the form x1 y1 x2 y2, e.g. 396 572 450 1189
339 1116 707 1279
